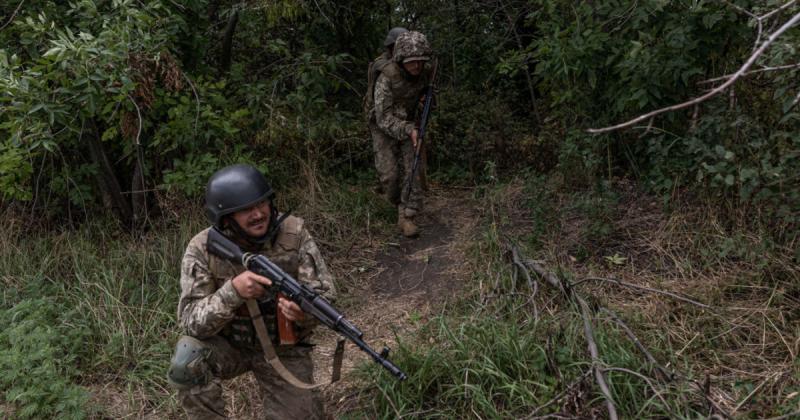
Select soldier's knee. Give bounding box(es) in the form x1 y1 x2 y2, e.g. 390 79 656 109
168 335 212 389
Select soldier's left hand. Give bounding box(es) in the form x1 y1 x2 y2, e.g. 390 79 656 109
278 297 305 321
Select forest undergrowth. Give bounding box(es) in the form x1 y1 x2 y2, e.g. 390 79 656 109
1 164 798 419
362 175 800 419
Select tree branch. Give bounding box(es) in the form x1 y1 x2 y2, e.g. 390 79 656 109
578 296 619 420
599 307 673 381
587 11 800 134
571 276 711 309
0 0 24 32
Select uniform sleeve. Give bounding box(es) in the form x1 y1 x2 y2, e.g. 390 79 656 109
296 228 336 301
177 241 244 339
294 227 337 332
374 73 415 141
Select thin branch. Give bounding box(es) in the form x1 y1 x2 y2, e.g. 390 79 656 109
587 11 800 134
599 308 673 381
578 297 619 420
524 259 568 296
311 0 334 28
526 370 592 418
181 72 200 135
511 246 537 293
760 0 798 21
571 276 711 309
127 95 143 145
697 62 800 85
732 372 780 414
0 0 24 31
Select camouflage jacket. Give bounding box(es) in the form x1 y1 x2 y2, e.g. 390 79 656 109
177 215 336 346
372 62 431 140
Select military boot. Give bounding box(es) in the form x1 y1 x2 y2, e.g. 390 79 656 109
397 207 420 237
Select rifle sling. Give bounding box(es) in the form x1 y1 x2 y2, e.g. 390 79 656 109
245 299 345 390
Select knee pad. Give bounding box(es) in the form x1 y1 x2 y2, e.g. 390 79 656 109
167 335 211 389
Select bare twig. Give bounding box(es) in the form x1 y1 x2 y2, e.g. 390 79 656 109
511 245 539 317
526 370 592 418
697 376 732 419
0 0 24 31
524 259 568 296
181 72 200 135
732 372 781 414
587 11 800 134
571 276 711 309
578 296 619 420
599 307 673 381
127 95 143 145
698 62 800 85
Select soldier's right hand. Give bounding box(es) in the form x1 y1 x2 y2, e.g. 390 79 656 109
410 128 419 149
232 270 272 299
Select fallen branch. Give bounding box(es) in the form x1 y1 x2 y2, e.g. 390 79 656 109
602 367 676 418
524 259 568 296
599 307 673 382
587 11 800 134
526 370 592 418
571 276 711 310
578 296 619 420
511 245 539 319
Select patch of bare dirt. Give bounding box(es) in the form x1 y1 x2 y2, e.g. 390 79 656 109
310 187 479 416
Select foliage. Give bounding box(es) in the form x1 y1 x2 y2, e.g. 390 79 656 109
0 298 90 419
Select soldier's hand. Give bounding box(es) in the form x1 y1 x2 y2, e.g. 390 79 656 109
232 270 272 299
278 297 305 321
410 128 419 149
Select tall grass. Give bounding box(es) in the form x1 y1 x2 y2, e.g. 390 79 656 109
0 214 205 418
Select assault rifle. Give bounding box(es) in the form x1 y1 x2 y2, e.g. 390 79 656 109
403 60 438 202
207 227 408 381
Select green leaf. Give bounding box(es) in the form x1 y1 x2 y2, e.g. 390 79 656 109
724 174 735 186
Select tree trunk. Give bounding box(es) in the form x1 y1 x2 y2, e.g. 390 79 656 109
220 9 239 74
88 120 133 227
131 144 148 229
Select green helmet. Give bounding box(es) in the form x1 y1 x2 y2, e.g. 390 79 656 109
384 27 408 47
393 31 432 64
204 164 275 229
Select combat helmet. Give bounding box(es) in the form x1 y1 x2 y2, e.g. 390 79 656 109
384 27 408 47
393 31 432 64
204 164 278 244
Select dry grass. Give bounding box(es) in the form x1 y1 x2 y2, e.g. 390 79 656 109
493 176 800 417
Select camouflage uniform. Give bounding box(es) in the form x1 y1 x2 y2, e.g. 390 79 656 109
368 31 432 219
174 215 335 420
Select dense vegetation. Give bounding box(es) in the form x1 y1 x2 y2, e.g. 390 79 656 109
2 0 798 418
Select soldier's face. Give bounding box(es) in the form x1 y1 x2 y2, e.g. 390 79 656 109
230 200 271 237
403 60 424 76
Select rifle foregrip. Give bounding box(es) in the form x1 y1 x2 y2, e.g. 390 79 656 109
277 292 298 345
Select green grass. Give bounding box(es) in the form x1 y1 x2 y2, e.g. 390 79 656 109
0 215 203 418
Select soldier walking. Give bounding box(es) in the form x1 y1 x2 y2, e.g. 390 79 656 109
367 30 434 237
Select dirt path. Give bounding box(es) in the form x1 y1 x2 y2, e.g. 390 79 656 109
217 188 479 419
311 188 479 415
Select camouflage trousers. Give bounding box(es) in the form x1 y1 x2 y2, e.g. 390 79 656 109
370 121 423 213
177 336 324 420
